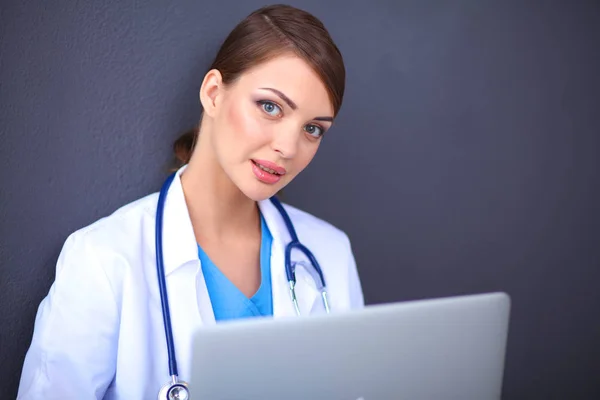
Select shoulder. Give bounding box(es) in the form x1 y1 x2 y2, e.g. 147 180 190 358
280 202 351 247
67 193 158 246
277 202 365 309
55 192 159 277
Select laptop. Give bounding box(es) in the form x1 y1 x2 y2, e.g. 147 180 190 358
189 292 511 400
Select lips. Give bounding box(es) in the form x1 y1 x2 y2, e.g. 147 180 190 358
252 159 286 175
251 159 286 184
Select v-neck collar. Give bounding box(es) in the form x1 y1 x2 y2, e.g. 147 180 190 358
197 213 273 320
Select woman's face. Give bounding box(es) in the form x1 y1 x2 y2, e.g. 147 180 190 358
204 54 335 201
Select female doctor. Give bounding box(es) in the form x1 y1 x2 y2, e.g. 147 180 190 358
18 4 364 399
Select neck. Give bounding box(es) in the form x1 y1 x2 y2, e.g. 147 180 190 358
180 125 259 243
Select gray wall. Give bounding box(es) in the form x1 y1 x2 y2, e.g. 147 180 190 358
1 0 599 398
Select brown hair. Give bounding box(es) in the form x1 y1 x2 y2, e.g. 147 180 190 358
173 4 346 166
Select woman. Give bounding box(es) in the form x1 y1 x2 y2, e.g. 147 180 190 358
18 4 364 399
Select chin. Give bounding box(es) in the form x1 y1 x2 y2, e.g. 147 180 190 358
239 183 283 202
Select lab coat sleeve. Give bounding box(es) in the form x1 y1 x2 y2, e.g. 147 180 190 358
345 234 365 309
17 231 120 400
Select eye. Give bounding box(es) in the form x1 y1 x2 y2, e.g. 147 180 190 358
257 100 283 118
304 124 325 139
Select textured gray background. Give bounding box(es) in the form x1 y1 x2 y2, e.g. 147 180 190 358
1 0 599 398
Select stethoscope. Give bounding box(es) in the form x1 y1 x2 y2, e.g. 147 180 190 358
155 172 331 399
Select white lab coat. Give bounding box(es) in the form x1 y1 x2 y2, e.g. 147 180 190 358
17 167 364 399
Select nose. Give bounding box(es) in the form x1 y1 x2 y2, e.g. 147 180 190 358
271 123 300 159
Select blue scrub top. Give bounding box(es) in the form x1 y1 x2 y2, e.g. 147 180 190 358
198 213 274 321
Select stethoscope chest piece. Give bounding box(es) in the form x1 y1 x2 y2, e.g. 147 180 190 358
158 379 189 400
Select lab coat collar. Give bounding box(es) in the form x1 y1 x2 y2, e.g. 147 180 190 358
161 166 199 276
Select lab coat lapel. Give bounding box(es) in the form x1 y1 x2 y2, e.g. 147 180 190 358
161 167 215 327
258 198 320 318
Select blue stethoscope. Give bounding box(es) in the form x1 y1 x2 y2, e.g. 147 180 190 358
155 172 331 399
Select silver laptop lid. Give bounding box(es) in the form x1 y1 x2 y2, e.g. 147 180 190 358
190 292 510 400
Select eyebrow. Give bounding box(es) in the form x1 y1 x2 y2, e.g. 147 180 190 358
314 116 334 122
259 87 334 122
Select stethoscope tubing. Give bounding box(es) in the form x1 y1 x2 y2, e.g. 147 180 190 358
155 172 180 377
268 196 327 288
155 172 329 397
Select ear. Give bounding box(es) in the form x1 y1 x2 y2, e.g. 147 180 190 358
199 69 224 118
